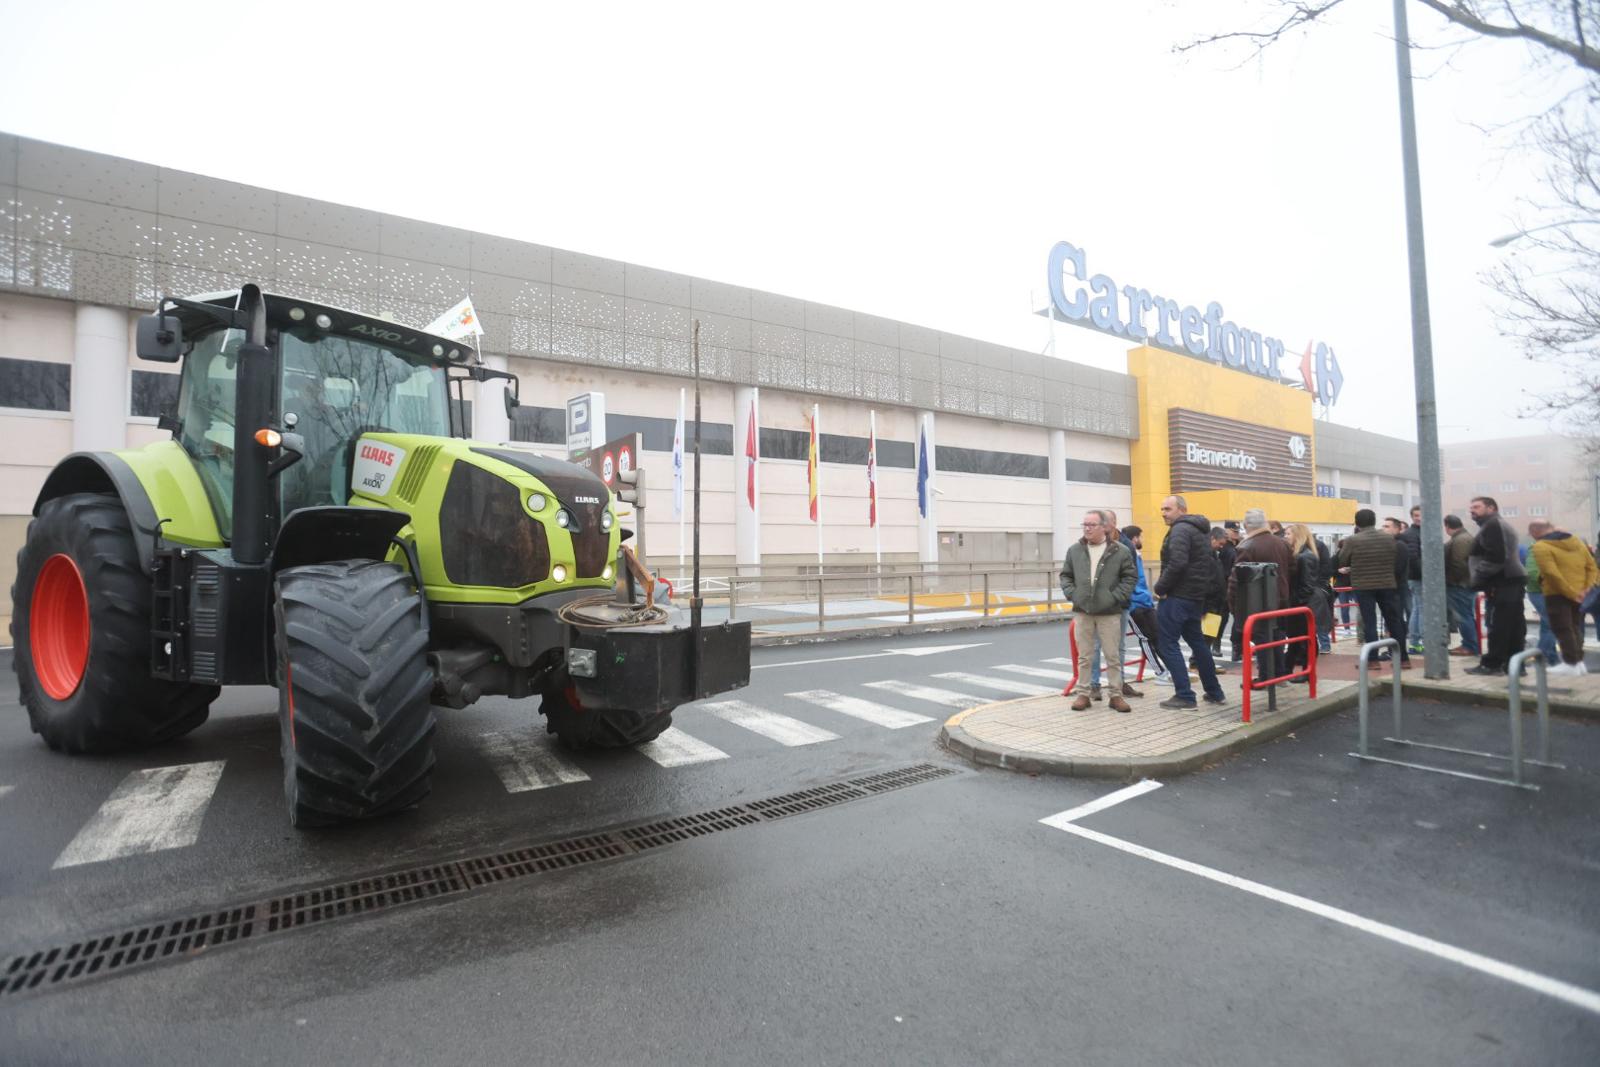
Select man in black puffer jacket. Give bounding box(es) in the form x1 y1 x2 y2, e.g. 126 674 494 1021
1153 495 1225 710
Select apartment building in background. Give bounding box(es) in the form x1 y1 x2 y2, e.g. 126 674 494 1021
1441 433 1598 543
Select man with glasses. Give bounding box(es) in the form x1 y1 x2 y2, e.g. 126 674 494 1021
1060 510 1138 713
1086 509 1143 700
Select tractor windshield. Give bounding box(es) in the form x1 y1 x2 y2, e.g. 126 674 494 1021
278 330 451 513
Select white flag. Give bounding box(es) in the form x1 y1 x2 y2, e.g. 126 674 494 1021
672 389 685 518
425 296 484 341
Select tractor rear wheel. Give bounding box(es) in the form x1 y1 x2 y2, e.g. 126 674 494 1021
539 668 674 749
11 492 217 752
274 559 436 827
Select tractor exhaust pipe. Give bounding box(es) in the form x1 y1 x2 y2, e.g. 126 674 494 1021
230 285 275 565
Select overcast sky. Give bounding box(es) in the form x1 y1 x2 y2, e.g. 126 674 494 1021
0 0 1582 444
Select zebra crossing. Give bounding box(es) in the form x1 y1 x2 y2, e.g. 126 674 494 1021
6 661 1069 872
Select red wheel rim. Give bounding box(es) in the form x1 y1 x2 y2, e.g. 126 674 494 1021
31 553 90 700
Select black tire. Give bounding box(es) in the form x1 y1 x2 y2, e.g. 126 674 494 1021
539 668 673 749
11 492 217 753
274 559 436 827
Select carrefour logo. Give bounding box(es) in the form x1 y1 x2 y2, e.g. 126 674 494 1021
1185 442 1258 471
1288 435 1307 461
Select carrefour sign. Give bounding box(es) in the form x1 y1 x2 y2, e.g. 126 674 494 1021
1046 241 1344 404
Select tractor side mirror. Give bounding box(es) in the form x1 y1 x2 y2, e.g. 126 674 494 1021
136 312 184 363
503 388 520 421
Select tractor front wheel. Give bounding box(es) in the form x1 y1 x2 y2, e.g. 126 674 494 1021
274 560 436 827
539 668 674 750
11 492 217 752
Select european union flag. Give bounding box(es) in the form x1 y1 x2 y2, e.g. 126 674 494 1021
916 422 929 518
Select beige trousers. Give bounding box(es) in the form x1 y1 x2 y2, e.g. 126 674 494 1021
1075 611 1124 691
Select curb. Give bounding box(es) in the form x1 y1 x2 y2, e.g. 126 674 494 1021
1367 677 1599 721
749 612 1066 648
939 687 1363 781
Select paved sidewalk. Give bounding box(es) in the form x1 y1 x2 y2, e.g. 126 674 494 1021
940 643 1600 779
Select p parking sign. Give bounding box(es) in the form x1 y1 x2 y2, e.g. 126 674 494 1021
566 392 606 460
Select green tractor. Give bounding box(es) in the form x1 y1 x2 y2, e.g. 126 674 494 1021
11 285 749 826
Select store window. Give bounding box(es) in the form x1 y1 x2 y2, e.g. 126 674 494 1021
1530 505 1548 517
1504 506 1519 517
131 369 180 419
1502 481 1517 492
1474 481 1491 493
1528 453 1544 464
1528 479 1546 490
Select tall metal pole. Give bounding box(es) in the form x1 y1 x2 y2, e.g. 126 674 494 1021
690 320 704 699
1392 0 1448 679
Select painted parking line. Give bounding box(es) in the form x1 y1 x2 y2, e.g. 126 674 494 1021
636 727 730 768
1040 783 1600 1018
932 671 1057 696
700 701 840 746
863 680 986 709
53 761 226 870
786 690 933 729
479 731 591 792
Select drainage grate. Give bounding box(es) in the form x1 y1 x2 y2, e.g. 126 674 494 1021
1 761 958 998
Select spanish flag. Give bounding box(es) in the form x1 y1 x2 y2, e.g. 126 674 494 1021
807 407 819 521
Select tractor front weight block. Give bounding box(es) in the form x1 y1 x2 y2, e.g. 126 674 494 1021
567 620 751 714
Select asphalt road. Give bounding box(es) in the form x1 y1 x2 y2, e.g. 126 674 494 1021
1 621 1597 1065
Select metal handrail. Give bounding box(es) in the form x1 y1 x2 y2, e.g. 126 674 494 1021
1355 638 1402 757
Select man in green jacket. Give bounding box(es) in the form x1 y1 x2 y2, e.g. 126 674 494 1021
1336 509 1410 667
1061 509 1138 713
1443 514 1479 657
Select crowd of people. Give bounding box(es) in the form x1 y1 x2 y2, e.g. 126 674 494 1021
1059 493 1600 714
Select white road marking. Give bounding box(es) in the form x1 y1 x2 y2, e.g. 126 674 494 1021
863 680 986 709
993 663 1073 682
479 731 590 792
636 727 730 768
1039 780 1164 828
1042 657 1073 666
785 690 933 729
753 642 991 670
0 785 13 800
1040 787 1600 1018
700 701 839 746
932 671 1057 696
52 761 226 870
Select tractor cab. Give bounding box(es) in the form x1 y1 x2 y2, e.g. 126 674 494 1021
153 289 509 542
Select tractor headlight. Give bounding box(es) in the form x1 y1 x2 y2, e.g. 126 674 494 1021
552 564 568 583
600 510 613 531
526 492 546 514
555 509 571 529
602 564 614 580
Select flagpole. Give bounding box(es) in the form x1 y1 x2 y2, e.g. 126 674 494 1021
813 403 822 571
676 387 685 572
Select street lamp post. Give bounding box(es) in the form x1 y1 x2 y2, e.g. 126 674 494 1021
1488 219 1600 248
1391 0 1448 679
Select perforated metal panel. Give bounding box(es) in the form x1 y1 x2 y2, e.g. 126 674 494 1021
1 133 1138 438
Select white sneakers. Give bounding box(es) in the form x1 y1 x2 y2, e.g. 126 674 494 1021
1546 661 1589 677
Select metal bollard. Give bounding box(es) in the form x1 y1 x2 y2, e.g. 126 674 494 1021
817 575 825 631
1507 649 1549 788
982 573 991 618
907 574 915 624
729 578 738 622
1356 638 1400 757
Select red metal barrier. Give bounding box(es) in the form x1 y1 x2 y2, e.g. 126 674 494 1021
1240 607 1317 723
1060 616 1148 695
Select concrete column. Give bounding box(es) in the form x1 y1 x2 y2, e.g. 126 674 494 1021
916 410 938 564
1330 468 1342 498
733 385 760 571
472 351 512 444
1403 479 1416 512
1370 473 1382 509
1048 429 1070 563
72 303 129 453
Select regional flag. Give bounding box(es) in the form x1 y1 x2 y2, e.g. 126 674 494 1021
807 409 819 522
916 419 930 518
425 296 485 341
867 412 878 528
744 397 758 510
672 389 685 518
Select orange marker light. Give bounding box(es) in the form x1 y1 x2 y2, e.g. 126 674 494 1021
254 428 282 448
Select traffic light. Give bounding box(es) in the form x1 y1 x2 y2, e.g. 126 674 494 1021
616 465 644 507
